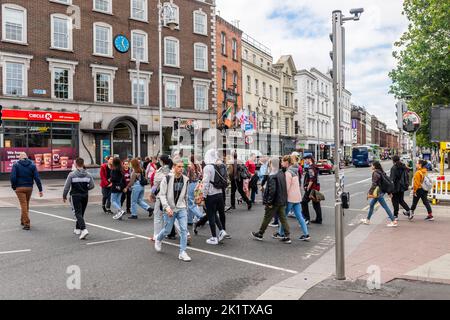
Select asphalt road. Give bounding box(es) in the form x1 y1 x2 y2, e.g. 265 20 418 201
0 162 391 300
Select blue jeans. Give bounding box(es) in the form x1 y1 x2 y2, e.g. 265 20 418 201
157 209 188 254
279 202 309 236
367 194 395 221
131 183 150 216
187 182 203 224
111 192 123 211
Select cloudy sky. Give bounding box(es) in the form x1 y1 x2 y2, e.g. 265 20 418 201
216 0 409 130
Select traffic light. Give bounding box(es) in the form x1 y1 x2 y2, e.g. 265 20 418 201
0 105 3 127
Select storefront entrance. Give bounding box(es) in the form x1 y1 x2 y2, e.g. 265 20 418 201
113 123 134 160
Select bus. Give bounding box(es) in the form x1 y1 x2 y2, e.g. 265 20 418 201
352 145 378 167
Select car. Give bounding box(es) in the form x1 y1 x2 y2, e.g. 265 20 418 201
316 159 334 175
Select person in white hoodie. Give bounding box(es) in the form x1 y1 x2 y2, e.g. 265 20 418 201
201 149 228 245
154 157 191 262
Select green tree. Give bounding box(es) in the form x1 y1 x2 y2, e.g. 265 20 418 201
389 0 450 147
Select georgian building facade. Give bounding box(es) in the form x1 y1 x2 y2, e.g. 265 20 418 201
0 0 216 174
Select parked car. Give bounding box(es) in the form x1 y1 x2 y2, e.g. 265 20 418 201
317 160 334 175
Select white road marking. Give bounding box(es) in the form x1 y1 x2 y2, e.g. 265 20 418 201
0 249 31 255
86 237 136 246
29 210 298 275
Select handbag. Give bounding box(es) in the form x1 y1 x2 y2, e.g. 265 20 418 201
310 189 325 202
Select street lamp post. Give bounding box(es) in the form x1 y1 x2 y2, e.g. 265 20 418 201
136 58 141 158
331 8 363 281
158 0 178 155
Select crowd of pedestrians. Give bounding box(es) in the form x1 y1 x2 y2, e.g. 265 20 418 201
9 149 437 263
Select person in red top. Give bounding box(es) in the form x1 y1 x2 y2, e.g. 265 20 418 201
121 159 132 215
246 154 258 204
100 156 113 214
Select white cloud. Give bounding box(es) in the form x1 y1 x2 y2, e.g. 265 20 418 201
216 0 408 130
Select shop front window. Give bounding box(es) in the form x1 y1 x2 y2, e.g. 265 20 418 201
1 121 79 173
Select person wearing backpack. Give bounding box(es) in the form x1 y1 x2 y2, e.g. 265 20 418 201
390 156 411 220
123 158 153 220
201 149 228 245
410 160 434 221
187 155 204 225
361 161 397 227
227 152 252 211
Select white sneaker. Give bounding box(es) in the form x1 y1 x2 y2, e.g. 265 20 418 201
155 240 162 252
73 229 81 235
79 229 89 240
387 221 398 227
360 219 371 225
113 210 125 220
206 237 219 245
178 251 192 262
218 230 228 242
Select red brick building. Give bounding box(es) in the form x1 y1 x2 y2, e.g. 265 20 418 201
0 0 216 174
215 15 242 130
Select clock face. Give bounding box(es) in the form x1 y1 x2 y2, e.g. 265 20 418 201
114 35 130 53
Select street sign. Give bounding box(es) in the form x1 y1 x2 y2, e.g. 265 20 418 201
227 130 243 138
245 136 253 145
403 111 421 133
33 89 47 95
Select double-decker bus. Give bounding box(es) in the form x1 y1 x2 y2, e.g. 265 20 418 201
352 145 380 167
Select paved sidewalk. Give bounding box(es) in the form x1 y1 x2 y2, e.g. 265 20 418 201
259 197 450 300
0 179 103 207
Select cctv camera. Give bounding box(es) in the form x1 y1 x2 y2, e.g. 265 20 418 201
350 8 364 15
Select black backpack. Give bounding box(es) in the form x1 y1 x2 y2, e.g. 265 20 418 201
380 172 395 194
238 164 252 180
139 173 149 186
399 168 410 192
211 164 228 189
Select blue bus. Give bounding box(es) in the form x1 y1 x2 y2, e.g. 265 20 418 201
352 146 376 167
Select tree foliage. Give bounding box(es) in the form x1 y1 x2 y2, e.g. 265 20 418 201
389 0 450 146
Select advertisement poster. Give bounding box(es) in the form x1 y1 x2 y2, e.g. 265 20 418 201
0 147 76 173
101 140 111 163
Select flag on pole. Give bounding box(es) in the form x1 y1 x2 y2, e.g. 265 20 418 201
222 105 233 128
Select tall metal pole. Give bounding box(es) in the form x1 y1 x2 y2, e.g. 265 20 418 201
332 10 345 280
136 58 141 158
413 131 417 177
158 0 163 155
317 80 320 162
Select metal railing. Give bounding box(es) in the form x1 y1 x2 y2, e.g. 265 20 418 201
242 33 271 56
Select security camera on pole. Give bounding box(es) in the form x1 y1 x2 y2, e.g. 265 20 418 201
330 8 363 281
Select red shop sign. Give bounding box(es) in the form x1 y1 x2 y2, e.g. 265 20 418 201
2 109 80 123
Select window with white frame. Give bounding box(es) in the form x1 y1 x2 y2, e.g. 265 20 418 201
275 87 279 102
2 4 27 44
164 37 179 67
163 3 179 28
93 23 112 56
51 14 72 50
163 75 183 109
91 65 117 103
53 68 69 99
232 39 237 60
194 43 207 71
5 62 24 95
221 67 227 90
193 10 207 35
232 71 238 91
246 76 251 93
193 79 210 111
131 0 148 21
255 79 259 96
47 58 77 100
131 30 148 62
260 58 263 68
269 85 273 100
244 49 248 60
94 0 112 14
129 70 152 106
221 32 226 55
1 52 32 96
262 82 266 98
